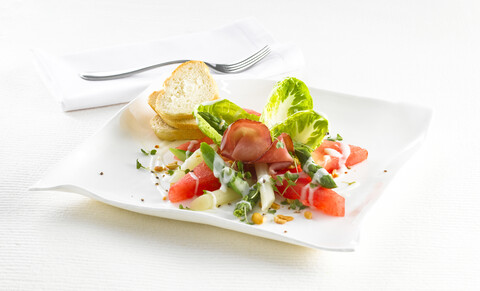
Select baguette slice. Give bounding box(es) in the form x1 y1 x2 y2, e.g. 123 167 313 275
157 61 219 120
148 90 199 129
148 90 162 112
160 114 199 129
150 115 205 141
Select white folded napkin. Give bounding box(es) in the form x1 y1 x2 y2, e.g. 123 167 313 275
32 18 304 111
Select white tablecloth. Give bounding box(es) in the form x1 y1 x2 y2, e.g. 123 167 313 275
1 0 479 290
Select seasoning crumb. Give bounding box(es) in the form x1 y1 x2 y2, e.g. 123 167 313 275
270 202 280 210
141 198 144 202
277 214 294 222
284 230 287 233
332 169 339 178
163 196 167 201
228 203 231 206
252 212 263 225
304 211 313 219
99 172 104 176
155 145 159 148
166 162 179 170
274 216 287 224
154 166 165 172
155 183 159 186
384 169 388 172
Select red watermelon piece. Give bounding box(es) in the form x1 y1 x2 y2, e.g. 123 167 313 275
168 162 221 203
312 140 368 173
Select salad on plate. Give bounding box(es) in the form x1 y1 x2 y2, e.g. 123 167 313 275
143 75 368 225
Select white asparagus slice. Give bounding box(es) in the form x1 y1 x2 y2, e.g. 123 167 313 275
190 188 241 211
255 163 275 211
169 145 210 184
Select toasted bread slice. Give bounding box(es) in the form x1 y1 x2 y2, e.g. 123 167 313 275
150 115 205 141
156 61 219 120
148 90 199 129
148 90 162 112
160 113 199 129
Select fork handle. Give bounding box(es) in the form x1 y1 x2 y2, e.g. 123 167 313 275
79 59 191 81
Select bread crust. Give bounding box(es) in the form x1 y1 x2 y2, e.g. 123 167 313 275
148 90 162 112
159 112 199 129
149 90 200 129
148 61 218 141
150 115 205 141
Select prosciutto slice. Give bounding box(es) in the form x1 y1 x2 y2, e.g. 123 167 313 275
220 120 294 168
220 119 272 162
256 133 293 163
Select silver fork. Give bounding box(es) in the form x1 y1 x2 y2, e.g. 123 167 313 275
79 45 271 81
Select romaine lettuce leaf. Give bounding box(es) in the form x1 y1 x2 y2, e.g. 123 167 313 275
260 77 313 128
194 99 260 145
270 110 328 149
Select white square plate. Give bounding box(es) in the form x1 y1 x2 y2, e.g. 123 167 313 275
31 78 432 251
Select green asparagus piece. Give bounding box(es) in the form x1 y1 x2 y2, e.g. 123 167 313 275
294 143 337 189
169 148 187 162
197 112 228 135
200 142 250 196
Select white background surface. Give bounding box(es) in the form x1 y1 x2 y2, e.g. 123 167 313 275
1 0 479 290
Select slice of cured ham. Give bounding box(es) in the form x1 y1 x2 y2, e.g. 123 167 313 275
220 119 272 162
220 120 294 168
256 133 293 163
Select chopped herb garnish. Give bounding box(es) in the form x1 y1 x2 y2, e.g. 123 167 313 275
284 171 299 181
268 209 277 214
280 200 289 205
244 171 252 179
271 181 279 193
345 181 356 186
327 133 343 141
141 148 158 156
179 204 191 210
236 161 244 172
136 159 146 169
276 140 285 148
274 171 300 197
310 183 319 188
289 199 307 210
184 169 191 174
167 169 174 175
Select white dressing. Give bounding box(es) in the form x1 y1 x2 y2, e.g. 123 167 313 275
337 142 351 172
189 172 200 195
312 167 329 183
300 183 315 207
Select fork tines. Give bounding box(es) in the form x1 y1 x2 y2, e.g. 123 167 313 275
221 45 271 73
